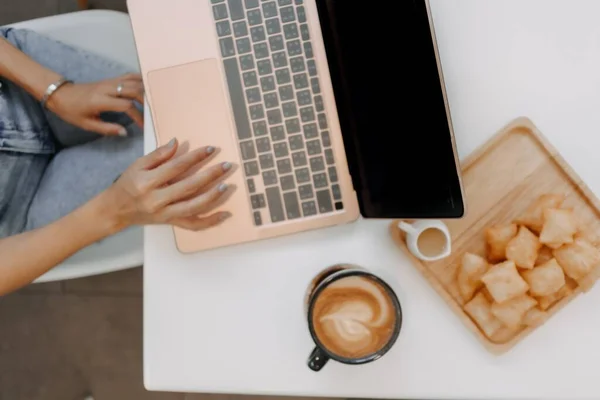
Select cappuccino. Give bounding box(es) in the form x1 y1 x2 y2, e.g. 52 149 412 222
311 275 398 359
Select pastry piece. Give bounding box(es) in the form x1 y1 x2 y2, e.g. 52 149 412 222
505 226 541 269
515 194 565 234
553 238 600 281
577 265 600 292
535 246 554 266
539 208 578 249
464 292 504 338
457 253 489 302
490 294 537 329
536 284 573 310
522 258 566 297
575 222 600 248
522 307 547 328
481 260 529 304
485 224 518 262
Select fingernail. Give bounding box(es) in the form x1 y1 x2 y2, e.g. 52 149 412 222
166 138 176 148
117 127 128 137
220 212 232 221
222 162 232 171
206 146 215 154
218 183 228 192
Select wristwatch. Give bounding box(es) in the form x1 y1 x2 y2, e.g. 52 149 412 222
41 77 73 109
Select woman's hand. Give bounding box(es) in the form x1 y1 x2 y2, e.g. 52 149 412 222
45 73 145 136
102 138 235 233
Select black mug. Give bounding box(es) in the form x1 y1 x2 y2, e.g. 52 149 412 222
304 264 403 371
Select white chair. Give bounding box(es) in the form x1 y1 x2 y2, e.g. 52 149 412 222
5 10 144 282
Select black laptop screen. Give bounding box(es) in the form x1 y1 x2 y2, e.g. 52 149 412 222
316 0 464 218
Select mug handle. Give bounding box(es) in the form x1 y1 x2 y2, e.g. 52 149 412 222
398 221 418 236
308 347 329 371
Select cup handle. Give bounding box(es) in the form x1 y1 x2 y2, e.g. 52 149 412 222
398 221 418 236
307 347 329 371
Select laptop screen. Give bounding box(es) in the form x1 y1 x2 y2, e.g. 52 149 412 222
316 0 465 218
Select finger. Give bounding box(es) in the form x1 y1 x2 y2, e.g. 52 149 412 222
98 97 144 127
112 80 145 104
84 118 128 136
125 103 144 127
150 146 221 184
162 181 233 219
170 212 232 231
153 161 232 207
135 138 179 170
117 72 143 82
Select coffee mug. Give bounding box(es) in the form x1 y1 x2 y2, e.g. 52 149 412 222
397 220 451 261
304 264 403 371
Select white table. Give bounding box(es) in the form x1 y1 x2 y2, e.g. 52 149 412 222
143 1 600 399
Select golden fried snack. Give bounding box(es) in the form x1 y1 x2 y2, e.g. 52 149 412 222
536 284 573 310
522 307 546 328
458 252 490 302
539 208 578 249
553 238 600 281
485 224 518 263
515 194 565 234
535 246 554 266
506 226 541 269
575 222 600 248
464 291 504 338
481 260 529 304
522 258 566 297
490 294 537 329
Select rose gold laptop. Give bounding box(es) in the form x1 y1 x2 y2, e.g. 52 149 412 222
127 0 465 253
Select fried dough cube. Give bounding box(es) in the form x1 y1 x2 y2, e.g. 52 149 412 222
536 284 573 310
506 226 541 269
535 246 554 266
575 222 600 248
522 258 566 297
490 294 537 329
464 292 504 338
553 238 600 281
485 224 518 262
539 208 578 249
481 260 529 303
458 253 490 302
577 265 600 292
522 307 547 328
515 194 565 234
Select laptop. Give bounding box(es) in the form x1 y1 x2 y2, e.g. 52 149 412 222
127 0 465 253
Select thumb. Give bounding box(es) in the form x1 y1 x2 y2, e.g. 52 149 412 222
85 119 128 137
138 138 179 170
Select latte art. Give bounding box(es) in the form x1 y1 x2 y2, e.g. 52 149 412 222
312 275 397 359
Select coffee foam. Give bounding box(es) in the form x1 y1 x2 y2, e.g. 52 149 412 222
312 275 397 359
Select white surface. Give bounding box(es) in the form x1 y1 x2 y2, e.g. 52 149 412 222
5 11 144 282
143 1 600 399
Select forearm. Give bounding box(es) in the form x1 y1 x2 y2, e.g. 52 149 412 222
0 191 124 296
0 36 61 100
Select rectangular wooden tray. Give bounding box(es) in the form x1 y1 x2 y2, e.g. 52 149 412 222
390 116 600 354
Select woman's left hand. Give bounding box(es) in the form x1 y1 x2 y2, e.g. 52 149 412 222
45 73 145 136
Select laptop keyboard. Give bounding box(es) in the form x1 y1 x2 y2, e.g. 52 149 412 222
211 0 344 226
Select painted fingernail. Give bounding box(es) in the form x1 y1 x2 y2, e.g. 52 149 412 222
222 162 233 171
218 183 229 192
220 212 232 221
166 138 176 148
118 127 128 137
206 146 215 154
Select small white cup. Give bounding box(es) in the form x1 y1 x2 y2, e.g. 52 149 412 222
397 220 451 262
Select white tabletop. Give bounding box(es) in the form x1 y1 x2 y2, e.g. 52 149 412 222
143 1 600 399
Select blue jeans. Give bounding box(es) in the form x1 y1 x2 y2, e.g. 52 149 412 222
0 28 143 238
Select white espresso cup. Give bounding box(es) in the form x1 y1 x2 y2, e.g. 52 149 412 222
397 220 451 261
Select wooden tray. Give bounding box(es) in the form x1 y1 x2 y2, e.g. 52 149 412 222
390 116 600 354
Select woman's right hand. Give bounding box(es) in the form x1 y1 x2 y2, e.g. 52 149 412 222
103 138 235 232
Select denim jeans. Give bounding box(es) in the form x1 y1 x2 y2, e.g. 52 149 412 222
0 28 143 238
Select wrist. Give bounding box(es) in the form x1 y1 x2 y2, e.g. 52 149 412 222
85 189 133 238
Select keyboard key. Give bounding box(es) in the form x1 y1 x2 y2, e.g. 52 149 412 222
260 75 276 92
212 0 225 3
277 158 292 174
285 118 301 134
253 43 269 60
266 187 285 223
253 211 262 226
297 5 306 22
233 21 248 37
213 4 228 20
297 89 311 106
304 42 313 58
248 10 263 26
279 85 294 101
253 120 268 136
302 200 317 216
292 151 307 167
335 200 344 210
294 73 309 89
298 183 313 199
295 167 310 183
306 139 321 155
276 69 291 84
216 21 231 36
256 137 271 152
267 109 282 125
316 189 333 213
257 59 273 75
250 104 264 120
280 175 295 191
311 77 321 93
321 130 331 147
313 172 328 188
269 35 285 51
227 0 245 20
264 92 279 108
270 125 285 141
280 6 295 22
300 106 315 122
245 0 259 8
324 149 334 164
282 101 298 117
289 134 304 151
243 71 258 87
307 59 317 76
251 26 266 42
237 37 252 54
272 52 288 68
244 161 259 176
263 169 278 185
318 113 327 129
287 39 302 56
295 0 303 4
224 58 252 140
219 37 235 57
251 193 266 209
332 184 341 200
240 140 257 160
314 95 324 111
274 142 289 158
246 87 261 103
262 1 278 18
300 23 310 40
259 153 274 169
283 191 301 219
303 123 318 138
247 178 256 193
283 23 299 40
240 54 255 71
290 56 305 73
266 18 281 35
328 166 338 183
310 155 325 172
278 0 292 5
